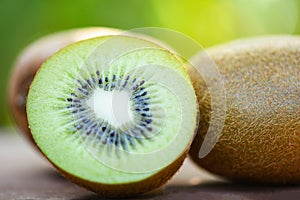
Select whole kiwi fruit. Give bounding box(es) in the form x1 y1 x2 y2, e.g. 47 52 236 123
8 27 121 143
26 35 198 197
189 36 300 184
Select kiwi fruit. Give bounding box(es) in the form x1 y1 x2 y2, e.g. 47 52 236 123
8 27 121 143
189 36 300 184
26 35 198 197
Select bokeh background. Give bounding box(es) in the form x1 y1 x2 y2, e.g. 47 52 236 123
0 0 299 126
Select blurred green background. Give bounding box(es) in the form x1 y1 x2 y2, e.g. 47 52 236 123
0 0 299 126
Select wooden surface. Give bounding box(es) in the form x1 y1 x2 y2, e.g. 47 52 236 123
0 128 299 200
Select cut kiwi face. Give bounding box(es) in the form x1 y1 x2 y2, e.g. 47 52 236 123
27 35 198 197
8 27 121 144
189 36 300 184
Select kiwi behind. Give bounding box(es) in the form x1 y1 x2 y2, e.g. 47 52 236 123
8 27 121 143
189 36 300 184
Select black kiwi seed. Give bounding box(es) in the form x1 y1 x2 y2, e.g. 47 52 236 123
91 76 97 84
82 84 87 89
67 73 155 153
86 79 92 87
114 134 119 146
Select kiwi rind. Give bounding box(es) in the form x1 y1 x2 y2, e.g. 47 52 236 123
8 27 121 144
27 35 198 196
189 36 300 184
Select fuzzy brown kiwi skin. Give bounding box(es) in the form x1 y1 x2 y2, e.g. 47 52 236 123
8 27 121 144
189 36 300 184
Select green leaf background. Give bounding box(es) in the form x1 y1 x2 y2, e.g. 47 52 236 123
0 0 299 126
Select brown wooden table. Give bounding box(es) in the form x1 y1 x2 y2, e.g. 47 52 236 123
0 128 299 199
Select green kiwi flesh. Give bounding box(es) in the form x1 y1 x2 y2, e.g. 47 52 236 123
189 36 300 184
27 35 198 197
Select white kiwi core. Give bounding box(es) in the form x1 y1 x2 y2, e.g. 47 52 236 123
86 88 133 128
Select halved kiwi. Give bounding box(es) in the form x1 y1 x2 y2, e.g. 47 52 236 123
189 36 300 184
8 27 121 143
27 35 198 197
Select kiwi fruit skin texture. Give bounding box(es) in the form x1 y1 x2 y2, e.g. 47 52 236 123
189 36 300 184
8 27 121 143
